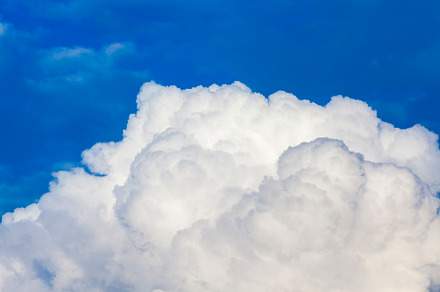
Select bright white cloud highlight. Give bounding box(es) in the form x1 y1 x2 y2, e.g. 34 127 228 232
1 82 440 291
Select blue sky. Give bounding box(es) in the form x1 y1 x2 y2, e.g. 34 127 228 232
1 0 439 215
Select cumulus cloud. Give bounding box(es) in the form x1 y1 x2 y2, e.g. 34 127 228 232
1 82 440 291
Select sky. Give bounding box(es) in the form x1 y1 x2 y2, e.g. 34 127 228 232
1 1 440 289
1 0 440 214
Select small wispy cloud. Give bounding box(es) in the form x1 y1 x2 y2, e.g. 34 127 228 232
0 22 6 35
105 43 126 56
34 42 143 85
51 47 93 60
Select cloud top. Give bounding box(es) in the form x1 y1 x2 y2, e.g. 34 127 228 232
1 82 440 291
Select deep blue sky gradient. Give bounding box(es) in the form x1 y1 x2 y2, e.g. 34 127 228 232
1 0 440 214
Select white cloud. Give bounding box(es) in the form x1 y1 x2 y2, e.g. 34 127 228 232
105 43 126 55
51 47 93 60
1 82 440 291
1 204 40 225
32 42 143 87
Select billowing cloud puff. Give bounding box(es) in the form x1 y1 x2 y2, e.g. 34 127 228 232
1 82 440 291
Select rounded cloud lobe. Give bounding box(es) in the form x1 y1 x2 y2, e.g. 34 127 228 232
1 82 440 291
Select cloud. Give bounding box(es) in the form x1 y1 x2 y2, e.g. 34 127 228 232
34 42 142 85
0 22 6 35
105 43 126 56
51 47 93 60
1 82 440 291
